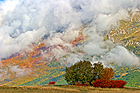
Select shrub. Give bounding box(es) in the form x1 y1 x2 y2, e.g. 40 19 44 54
93 79 127 88
110 80 127 88
93 78 111 88
84 82 90 86
48 81 56 85
75 82 83 86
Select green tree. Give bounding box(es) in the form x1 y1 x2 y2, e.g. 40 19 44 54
93 62 104 79
64 60 95 85
64 61 114 85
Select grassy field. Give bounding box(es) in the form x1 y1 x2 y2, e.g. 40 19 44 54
0 85 140 93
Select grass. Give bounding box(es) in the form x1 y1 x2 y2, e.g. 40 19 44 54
0 85 140 93
0 85 80 93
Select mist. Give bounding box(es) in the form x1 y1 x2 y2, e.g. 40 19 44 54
0 0 140 71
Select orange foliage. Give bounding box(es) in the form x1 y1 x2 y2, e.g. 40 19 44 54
71 33 84 45
38 43 45 48
1 42 45 69
103 67 114 80
72 41 76 45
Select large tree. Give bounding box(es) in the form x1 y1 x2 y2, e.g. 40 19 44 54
64 60 95 85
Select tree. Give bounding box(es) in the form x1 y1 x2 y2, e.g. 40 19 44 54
93 62 104 79
64 61 115 85
64 60 95 85
103 67 114 80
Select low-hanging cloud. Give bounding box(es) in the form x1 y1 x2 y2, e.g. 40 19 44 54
0 0 140 69
102 46 139 66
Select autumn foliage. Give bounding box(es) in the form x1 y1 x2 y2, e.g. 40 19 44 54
1 43 45 68
103 67 115 80
75 82 90 86
48 81 56 85
110 80 127 88
75 82 83 86
93 78 127 88
64 61 127 88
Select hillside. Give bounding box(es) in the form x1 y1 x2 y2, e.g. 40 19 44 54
112 64 140 87
105 11 140 56
105 11 140 88
0 28 87 86
0 9 140 88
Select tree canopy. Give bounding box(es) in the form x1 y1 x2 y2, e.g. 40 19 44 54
64 60 115 85
93 62 104 79
64 60 95 85
103 67 114 80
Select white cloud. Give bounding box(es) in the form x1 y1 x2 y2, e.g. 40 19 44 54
103 46 139 66
0 0 139 68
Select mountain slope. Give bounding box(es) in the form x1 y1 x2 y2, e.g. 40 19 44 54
0 11 140 87
105 11 140 56
104 11 140 87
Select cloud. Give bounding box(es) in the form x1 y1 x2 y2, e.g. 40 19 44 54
0 0 140 68
9 65 31 77
103 46 139 66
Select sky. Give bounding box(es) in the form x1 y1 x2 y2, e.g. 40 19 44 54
0 0 4 2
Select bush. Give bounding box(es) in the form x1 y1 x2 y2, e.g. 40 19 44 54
93 79 111 88
84 82 90 86
75 82 83 86
110 80 127 88
48 81 56 85
93 79 127 88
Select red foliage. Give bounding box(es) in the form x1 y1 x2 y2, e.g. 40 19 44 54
84 82 90 86
93 79 127 88
48 81 56 85
93 79 111 88
110 80 127 88
75 82 83 86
